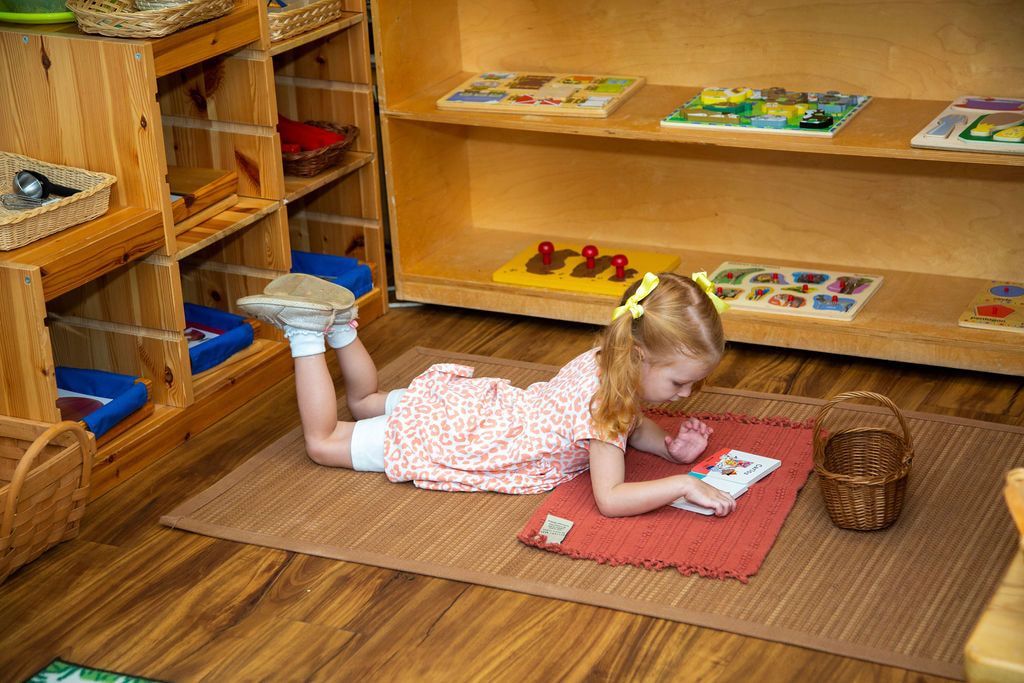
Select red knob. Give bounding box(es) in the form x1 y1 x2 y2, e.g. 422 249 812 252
610 253 628 278
538 241 554 265
581 244 598 269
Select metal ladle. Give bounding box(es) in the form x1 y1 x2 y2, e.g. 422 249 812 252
14 170 80 199
1 170 80 211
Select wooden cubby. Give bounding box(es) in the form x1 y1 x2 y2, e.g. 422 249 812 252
371 0 1024 376
0 0 387 497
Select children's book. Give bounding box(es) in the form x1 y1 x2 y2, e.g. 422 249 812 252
671 448 782 515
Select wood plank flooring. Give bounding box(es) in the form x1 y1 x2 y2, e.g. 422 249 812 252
1 304 1021 682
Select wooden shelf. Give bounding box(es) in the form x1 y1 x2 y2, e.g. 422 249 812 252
174 197 280 260
395 225 1024 376
283 151 375 204
0 207 164 301
386 74 1024 168
265 12 362 57
89 337 292 499
1 4 261 78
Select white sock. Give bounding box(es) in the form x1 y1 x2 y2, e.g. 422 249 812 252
284 326 326 358
326 320 358 349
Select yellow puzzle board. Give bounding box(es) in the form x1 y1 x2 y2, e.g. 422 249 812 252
958 281 1024 334
437 72 645 118
492 243 680 297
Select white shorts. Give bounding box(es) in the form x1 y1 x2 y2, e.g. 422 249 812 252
350 389 406 472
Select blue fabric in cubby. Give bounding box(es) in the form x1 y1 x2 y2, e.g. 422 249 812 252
290 249 373 299
55 366 148 439
184 303 255 375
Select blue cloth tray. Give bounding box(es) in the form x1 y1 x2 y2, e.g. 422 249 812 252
290 250 373 299
184 303 255 375
55 367 149 439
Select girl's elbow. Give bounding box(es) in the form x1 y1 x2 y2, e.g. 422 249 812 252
594 493 629 518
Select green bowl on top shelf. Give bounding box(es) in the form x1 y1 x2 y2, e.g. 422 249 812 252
0 0 74 24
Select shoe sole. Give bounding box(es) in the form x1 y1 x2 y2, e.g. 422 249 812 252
236 293 338 332
264 273 355 310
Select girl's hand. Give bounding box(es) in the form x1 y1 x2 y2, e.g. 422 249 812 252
679 476 737 517
664 417 713 464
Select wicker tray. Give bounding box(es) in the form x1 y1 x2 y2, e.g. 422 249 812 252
1 419 94 584
282 121 359 177
0 153 116 252
813 391 914 531
267 0 347 43
68 0 234 38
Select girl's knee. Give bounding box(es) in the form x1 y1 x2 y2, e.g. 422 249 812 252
304 429 353 468
348 392 388 421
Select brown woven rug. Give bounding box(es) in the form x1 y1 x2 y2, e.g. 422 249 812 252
160 347 1024 680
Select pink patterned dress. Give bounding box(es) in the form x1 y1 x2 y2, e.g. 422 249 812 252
383 349 628 494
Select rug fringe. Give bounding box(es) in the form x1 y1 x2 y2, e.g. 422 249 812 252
646 407 816 431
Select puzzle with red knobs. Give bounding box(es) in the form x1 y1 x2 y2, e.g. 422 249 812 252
958 281 1024 334
491 242 680 297
709 261 884 321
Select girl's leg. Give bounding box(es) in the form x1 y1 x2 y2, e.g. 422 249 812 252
328 325 390 420
292 349 357 468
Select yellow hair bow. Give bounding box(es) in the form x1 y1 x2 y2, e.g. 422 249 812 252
612 272 660 321
691 271 730 313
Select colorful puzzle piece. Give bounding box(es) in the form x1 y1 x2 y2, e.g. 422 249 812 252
661 86 871 138
710 261 883 321
492 242 680 297
438 71 645 118
958 280 1024 334
911 96 1024 155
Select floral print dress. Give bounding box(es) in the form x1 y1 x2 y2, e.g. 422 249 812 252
383 349 628 494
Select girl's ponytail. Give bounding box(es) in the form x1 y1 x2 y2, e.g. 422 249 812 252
592 312 644 440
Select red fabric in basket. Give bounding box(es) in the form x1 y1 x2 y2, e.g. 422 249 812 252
517 410 816 582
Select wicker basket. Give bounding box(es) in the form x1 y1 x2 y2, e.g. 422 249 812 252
1 420 94 584
281 121 359 177
813 391 914 531
267 0 346 43
0 153 116 252
67 0 234 38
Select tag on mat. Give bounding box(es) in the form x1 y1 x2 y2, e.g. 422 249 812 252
538 514 574 544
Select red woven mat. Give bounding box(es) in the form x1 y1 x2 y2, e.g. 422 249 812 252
517 410 816 582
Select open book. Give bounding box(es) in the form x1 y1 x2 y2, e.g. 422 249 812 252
671 448 782 515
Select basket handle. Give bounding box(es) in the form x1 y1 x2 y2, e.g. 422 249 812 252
812 391 913 454
1 421 95 553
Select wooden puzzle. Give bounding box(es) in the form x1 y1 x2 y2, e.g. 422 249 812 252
437 72 645 118
492 242 680 297
911 97 1024 155
709 261 883 321
958 281 1024 334
661 86 871 137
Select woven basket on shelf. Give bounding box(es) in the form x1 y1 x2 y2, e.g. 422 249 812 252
282 122 359 177
267 0 346 43
0 152 116 252
1 421 94 584
67 0 234 38
813 391 914 531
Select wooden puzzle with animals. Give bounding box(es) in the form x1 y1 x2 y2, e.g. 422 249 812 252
710 262 883 321
492 242 680 297
437 72 645 118
911 97 1024 155
661 86 871 137
959 281 1024 334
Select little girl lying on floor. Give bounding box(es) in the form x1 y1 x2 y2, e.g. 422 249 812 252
238 271 736 518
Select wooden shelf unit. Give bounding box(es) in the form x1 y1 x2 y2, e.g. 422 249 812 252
371 0 1024 376
259 0 388 324
0 0 386 495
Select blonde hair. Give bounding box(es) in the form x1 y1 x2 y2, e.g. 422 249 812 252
592 273 725 440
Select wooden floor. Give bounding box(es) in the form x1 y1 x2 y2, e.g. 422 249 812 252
1 303 1021 682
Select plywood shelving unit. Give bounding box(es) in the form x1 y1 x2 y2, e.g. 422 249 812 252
371 0 1024 376
250 0 388 322
0 0 387 498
